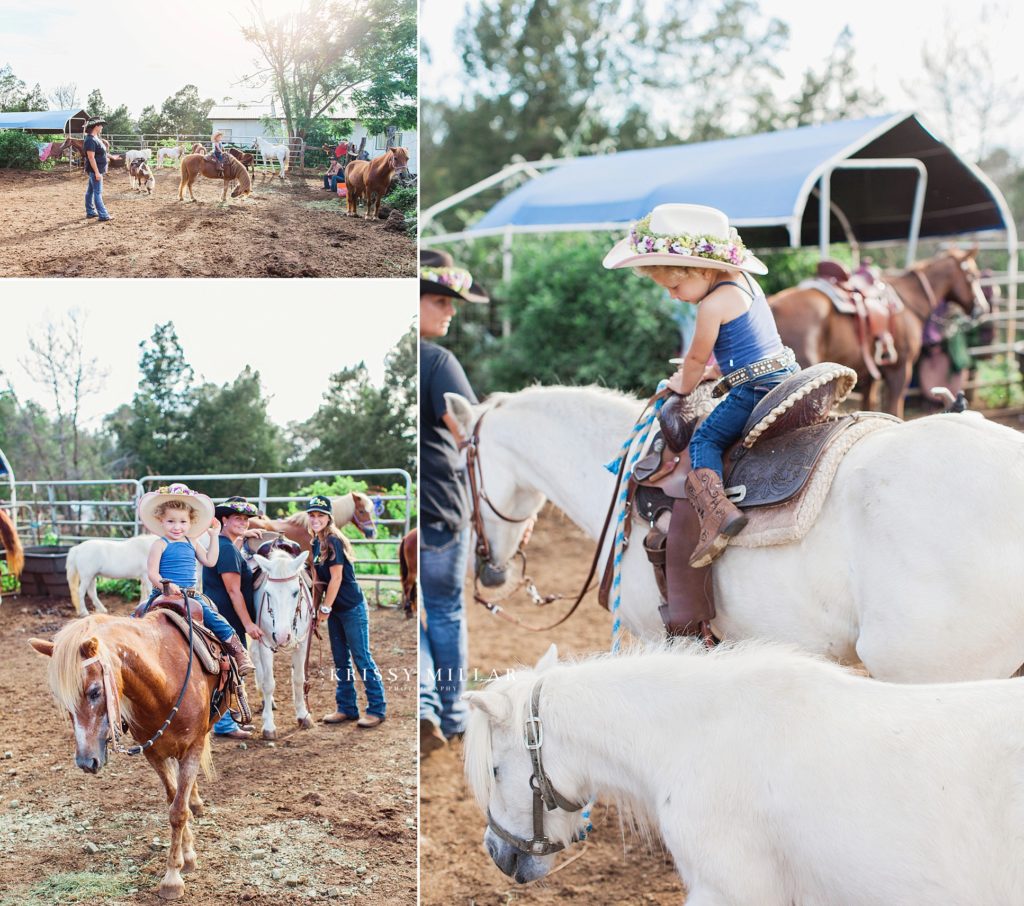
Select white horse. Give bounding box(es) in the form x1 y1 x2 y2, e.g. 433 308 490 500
155 145 185 167
465 641 1024 904
255 136 289 178
446 385 1024 682
250 547 313 740
124 148 152 175
66 533 212 616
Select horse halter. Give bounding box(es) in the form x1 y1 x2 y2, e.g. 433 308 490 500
486 678 587 857
256 568 313 653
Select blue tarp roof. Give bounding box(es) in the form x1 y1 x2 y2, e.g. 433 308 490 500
472 113 1010 247
0 109 88 132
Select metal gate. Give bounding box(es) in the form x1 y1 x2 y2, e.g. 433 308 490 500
9 479 144 544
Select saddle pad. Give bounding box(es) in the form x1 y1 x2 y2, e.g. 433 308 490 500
799 278 857 315
741 363 858 449
730 413 899 549
158 610 222 675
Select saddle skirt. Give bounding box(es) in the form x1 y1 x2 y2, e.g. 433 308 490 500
156 608 223 675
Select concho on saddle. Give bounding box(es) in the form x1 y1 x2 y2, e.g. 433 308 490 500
616 363 899 637
799 260 904 380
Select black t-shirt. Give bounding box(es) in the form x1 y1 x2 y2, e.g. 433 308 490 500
312 535 365 612
83 134 107 174
201 536 255 639
419 340 477 529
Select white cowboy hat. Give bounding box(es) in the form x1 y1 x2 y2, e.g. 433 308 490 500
138 483 215 539
603 203 768 275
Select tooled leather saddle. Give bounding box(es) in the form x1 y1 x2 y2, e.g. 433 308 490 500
800 261 904 381
602 363 896 636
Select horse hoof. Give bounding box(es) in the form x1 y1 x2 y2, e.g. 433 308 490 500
157 882 185 900
298 716 313 730
190 801 204 818
182 858 197 874
262 729 277 741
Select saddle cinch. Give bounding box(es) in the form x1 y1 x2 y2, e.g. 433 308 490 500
800 261 904 381
603 363 900 636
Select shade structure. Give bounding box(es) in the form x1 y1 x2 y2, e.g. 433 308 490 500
457 113 1011 251
0 109 89 134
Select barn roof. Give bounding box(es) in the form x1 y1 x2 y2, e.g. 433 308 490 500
0 109 89 133
428 113 1013 252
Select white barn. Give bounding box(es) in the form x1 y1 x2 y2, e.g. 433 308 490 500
208 100 418 172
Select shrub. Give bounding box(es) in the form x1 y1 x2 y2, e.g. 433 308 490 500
0 130 43 169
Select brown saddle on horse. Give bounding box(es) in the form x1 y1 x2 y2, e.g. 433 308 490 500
616 363 891 636
800 261 905 380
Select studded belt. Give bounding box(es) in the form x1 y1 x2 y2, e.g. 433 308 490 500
711 348 797 398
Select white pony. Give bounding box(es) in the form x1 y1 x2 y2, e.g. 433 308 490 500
255 136 289 178
66 533 212 616
250 547 312 740
446 385 1024 682
124 148 152 174
155 145 185 167
465 641 1024 904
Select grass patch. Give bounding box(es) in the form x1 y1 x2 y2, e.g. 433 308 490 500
304 199 345 212
0 871 136 906
975 355 1024 409
95 578 141 601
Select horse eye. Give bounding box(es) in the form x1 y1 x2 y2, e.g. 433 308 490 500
87 685 102 703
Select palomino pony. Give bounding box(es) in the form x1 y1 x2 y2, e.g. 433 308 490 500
0 508 24 605
247 492 378 551
769 249 988 416
177 153 252 203
249 548 312 740
445 385 1024 683
466 642 1024 903
255 136 289 178
30 612 221 900
343 147 410 220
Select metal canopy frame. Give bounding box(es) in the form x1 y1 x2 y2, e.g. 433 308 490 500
0 447 14 508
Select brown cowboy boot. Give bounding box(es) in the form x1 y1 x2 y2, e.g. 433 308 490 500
683 468 748 568
222 633 255 677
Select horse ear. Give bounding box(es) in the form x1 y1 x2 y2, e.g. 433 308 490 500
535 643 559 672
464 690 512 724
967 243 980 260
445 393 475 438
292 551 309 569
79 637 99 660
254 554 272 571
29 638 54 658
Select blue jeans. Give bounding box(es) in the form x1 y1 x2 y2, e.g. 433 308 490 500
85 173 109 219
140 589 235 643
327 602 386 718
689 366 798 476
419 523 471 737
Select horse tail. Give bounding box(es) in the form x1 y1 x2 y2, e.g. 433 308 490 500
66 546 80 610
0 509 24 577
199 733 215 781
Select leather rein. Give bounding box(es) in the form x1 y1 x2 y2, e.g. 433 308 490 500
486 677 587 856
463 393 659 632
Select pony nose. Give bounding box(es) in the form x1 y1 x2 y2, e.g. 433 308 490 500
75 754 101 774
478 560 507 588
363 525 376 539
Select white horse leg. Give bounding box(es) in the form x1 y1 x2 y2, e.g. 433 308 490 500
292 643 312 728
252 643 277 740
79 569 107 614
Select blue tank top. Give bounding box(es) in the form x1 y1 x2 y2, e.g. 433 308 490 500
710 277 784 372
159 538 197 587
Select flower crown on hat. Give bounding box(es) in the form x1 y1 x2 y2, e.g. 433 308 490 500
156 483 199 497
420 266 474 294
628 215 748 267
219 499 257 514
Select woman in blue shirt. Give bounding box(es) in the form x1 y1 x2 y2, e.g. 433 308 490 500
308 495 386 728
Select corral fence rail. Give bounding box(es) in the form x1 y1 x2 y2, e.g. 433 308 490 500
6 469 413 602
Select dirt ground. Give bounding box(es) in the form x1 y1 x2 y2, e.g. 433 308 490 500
419 507 686 906
0 591 417 905
0 168 415 278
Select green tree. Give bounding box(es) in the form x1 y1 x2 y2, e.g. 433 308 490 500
85 88 107 118
159 84 215 134
350 0 417 135
0 64 47 112
300 325 417 474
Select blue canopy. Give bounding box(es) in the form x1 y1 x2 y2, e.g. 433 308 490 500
470 113 1010 248
0 109 89 133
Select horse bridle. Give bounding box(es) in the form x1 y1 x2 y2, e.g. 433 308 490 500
908 257 987 322
486 678 587 857
256 571 314 653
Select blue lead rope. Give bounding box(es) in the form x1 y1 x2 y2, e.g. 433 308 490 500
605 383 669 653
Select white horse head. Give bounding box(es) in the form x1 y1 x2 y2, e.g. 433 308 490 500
464 643 587 883
446 392 547 587
254 549 310 649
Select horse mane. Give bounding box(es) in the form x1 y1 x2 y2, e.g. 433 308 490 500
47 616 112 715
227 155 252 191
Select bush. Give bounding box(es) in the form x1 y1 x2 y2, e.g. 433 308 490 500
384 184 417 236
95 578 142 601
0 559 18 594
0 130 43 169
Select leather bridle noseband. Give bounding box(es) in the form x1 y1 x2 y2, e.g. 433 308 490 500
256 571 313 653
486 678 587 856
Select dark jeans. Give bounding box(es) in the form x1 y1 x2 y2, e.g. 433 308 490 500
84 172 109 219
689 365 798 476
419 523 471 737
327 602 386 718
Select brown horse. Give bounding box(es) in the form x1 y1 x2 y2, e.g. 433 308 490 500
248 492 378 552
398 528 417 619
344 147 410 220
227 147 256 180
177 153 252 203
769 249 988 416
30 612 220 900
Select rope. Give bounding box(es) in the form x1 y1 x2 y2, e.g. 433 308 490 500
605 384 668 653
